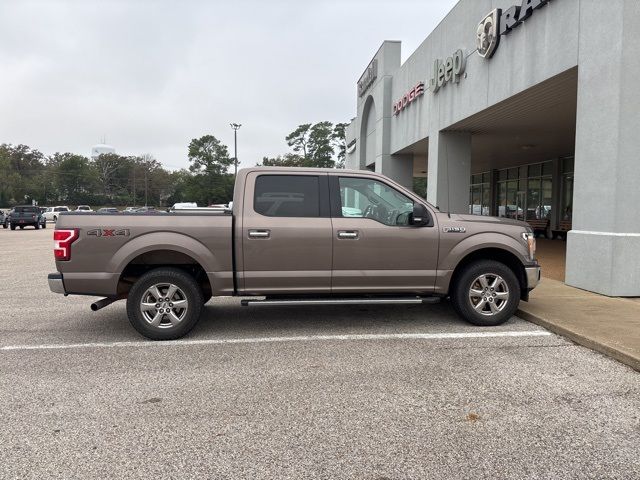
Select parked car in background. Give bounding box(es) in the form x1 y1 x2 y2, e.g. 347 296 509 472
133 206 162 213
171 202 198 209
97 207 120 213
43 206 70 223
1 209 9 229
9 205 46 230
75 205 93 212
123 207 139 212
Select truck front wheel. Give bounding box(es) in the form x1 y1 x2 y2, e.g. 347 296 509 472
450 260 520 327
126 267 203 340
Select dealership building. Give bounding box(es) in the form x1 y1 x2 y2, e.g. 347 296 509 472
344 0 640 296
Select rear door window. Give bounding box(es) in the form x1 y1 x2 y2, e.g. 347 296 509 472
254 175 320 217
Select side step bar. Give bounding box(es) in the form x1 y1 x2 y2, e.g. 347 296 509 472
241 297 441 307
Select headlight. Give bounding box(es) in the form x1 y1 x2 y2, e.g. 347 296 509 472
521 232 536 261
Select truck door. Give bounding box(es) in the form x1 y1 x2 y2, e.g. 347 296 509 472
241 172 333 295
329 175 439 293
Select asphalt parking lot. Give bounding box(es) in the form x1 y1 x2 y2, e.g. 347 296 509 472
1 227 639 479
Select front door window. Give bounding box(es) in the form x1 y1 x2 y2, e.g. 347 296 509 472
339 177 413 226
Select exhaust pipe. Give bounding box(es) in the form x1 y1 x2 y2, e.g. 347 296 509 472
91 295 125 312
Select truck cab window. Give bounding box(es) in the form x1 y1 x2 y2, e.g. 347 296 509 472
339 177 413 226
254 175 320 217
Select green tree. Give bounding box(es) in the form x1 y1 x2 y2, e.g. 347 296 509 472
187 135 234 205
188 135 232 175
48 152 96 204
93 152 130 200
307 121 335 168
285 124 312 159
332 122 348 169
258 153 306 167
0 144 46 205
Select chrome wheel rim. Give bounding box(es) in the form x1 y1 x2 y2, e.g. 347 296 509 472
140 283 188 329
468 274 509 316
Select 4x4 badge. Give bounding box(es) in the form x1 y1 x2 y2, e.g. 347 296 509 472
443 226 466 233
87 229 130 237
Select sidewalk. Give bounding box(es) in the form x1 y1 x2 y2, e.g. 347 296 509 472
517 278 640 371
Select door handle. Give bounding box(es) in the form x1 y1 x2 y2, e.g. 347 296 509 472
248 229 270 239
337 230 359 239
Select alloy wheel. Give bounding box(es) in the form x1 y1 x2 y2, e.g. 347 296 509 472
140 283 189 328
468 273 510 316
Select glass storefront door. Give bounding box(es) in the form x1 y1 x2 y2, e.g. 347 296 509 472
515 191 526 221
497 180 520 219
526 162 553 221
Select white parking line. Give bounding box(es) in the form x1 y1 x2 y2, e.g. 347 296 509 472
0 330 552 352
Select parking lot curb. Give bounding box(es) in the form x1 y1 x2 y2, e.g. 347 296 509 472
517 308 640 372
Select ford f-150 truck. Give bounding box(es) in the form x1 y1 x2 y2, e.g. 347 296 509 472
10 205 46 230
48 167 540 340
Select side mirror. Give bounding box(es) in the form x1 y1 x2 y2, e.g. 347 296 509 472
410 203 429 226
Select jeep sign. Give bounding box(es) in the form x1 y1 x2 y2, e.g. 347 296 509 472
428 50 466 93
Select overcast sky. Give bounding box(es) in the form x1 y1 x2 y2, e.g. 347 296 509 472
0 0 457 171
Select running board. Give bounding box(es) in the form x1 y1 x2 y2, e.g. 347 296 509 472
240 297 440 307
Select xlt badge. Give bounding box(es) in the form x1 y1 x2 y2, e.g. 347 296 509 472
443 226 466 233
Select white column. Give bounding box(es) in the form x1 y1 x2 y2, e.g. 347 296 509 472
566 0 640 296
426 131 471 213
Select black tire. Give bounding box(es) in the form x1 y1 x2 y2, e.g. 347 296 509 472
126 267 203 340
2 223 6 229
53 215 57 222
19 225 24 230
450 260 520 327
35 222 40 230
10 224 16 231
42 221 47 229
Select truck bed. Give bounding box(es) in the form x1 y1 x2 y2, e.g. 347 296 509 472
55 212 234 297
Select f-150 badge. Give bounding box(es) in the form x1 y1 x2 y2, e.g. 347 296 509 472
87 229 130 237
443 226 466 233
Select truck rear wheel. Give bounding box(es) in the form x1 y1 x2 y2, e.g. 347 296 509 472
450 260 520 327
126 267 203 340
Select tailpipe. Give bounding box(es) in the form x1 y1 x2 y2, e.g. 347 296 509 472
91 295 125 312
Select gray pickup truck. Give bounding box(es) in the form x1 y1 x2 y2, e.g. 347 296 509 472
49 167 540 340
9 205 46 230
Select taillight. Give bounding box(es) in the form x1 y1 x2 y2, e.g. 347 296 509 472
54 229 79 261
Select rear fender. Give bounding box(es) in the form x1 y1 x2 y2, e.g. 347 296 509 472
110 232 221 274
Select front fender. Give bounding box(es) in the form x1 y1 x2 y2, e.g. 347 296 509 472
440 232 529 271
109 231 221 274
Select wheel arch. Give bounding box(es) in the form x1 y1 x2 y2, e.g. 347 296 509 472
112 232 218 297
450 247 528 301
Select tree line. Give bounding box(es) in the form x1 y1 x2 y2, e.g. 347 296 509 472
0 120 347 207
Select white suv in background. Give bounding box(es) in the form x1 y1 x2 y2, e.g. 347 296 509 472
43 206 70 222
75 205 93 212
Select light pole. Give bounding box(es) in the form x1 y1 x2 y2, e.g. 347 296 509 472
230 123 241 176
